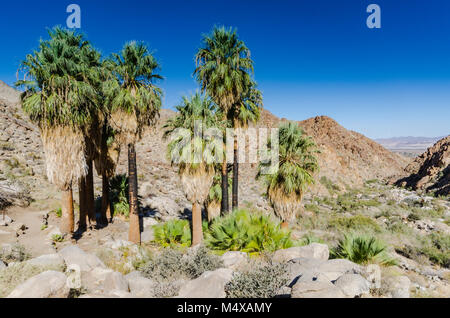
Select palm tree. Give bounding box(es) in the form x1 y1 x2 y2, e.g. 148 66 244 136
105 42 162 244
194 26 254 214
205 172 232 222
16 28 99 234
258 122 319 228
94 121 121 224
228 83 262 210
164 92 218 245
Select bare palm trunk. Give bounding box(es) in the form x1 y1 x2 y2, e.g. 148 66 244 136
101 173 111 224
61 187 74 235
86 159 96 227
221 160 229 214
128 143 140 244
192 202 203 246
78 176 87 230
232 129 239 211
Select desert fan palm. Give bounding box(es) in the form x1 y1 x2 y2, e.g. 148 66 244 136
16 27 100 234
258 122 319 225
194 26 254 214
104 42 163 243
164 92 218 245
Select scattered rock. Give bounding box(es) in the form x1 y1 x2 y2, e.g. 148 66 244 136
7 271 69 298
0 215 12 226
177 268 233 298
285 257 327 285
27 254 65 268
81 267 129 294
385 275 411 298
220 251 248 270
58 245 106 271
0 260 6 269
272 243 329 263
334 274 370 297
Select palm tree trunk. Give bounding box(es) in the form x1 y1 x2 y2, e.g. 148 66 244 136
221 159 229 214
61 186 74 234
281 221 289 230
101 173 111 224
192 201 203 246
232 130 239 211
128 143 140 244
86 158 96 227
78 176 87 230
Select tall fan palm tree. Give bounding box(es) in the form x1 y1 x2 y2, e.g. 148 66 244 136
164 92 218 245
258 122 319 228
194 26 254 214
228 83 262 210
16 27 99 234
105 42 162 244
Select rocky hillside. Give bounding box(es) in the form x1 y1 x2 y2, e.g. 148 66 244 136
396 136 450 196
254 110 408 195
0 81 409 217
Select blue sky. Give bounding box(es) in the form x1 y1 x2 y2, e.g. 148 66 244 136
0 0 449 138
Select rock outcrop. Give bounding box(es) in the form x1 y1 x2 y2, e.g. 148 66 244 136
396 136 450 196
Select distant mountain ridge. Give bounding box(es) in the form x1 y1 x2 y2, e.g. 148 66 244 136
375 136 445 151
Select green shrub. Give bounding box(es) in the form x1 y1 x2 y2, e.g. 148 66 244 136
110 174 130 217
331 234 397 266
54 207 62 218
299 234 325 246
225 262 289 298
304 203 320 214
206 210 295 254
417 233 449 268
328 215 382 233
320 176 340 193
153 219 192 247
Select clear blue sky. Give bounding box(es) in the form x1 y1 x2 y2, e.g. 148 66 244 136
0 0 449 138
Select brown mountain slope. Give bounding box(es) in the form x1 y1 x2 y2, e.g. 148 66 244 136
255 110 409 194
396 136 450 196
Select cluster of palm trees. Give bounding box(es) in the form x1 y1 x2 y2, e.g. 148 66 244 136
16 26 319 246
16 28 162 243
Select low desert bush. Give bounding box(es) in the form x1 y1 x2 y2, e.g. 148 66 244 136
0 262 64 297
0 244 31 264
330 234 397 266
225 262 289 298
328 215 382 233
206 210 295 254
138 245 222 281
399 233 450 268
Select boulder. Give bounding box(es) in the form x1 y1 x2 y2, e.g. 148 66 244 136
0 260 6 269
126 271 156 298
220 251 248 270
0 215 12 226
58 245 106 271
333 274 370 297
385 275 411 298
81 267 129 294
315 259 362 281
27 254 65 268
177 268 233 298
141 228 155 243
291 280 346 298
272 243 329 263
285 257 327 285
7 271 69 298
